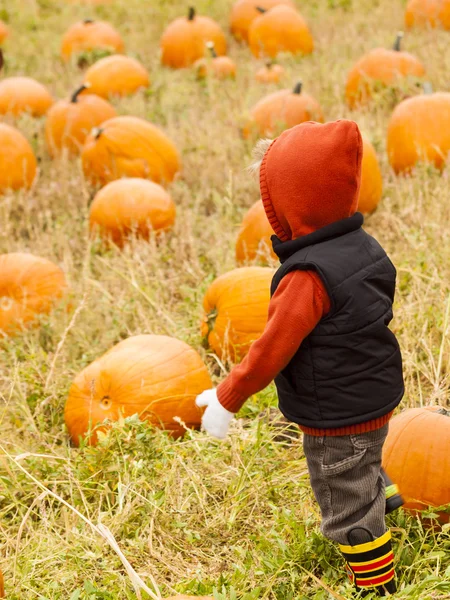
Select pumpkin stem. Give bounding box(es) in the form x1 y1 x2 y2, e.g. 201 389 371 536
423 81 433 95
83 19 94 24
206 41 217 58
393 31 403 51
256 6 267 13
71 83 90 103
436 408 450 416
92 127 103 140
293 81 303 95
188 6 196 20
265 60 274 69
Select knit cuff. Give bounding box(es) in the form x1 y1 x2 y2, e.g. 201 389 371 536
217 379 247 414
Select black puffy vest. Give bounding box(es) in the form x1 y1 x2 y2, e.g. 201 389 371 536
271 213 404 429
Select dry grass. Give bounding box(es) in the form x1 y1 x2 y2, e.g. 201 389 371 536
0 0 450 598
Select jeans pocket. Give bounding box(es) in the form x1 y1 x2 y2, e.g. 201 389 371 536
350 425 389 449
322 447 367 477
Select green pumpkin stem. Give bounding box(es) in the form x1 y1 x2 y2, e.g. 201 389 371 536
393 31 404 51
71 83 90 103
256 6 267 13
188 7 196 20
293 81 303 95
423 81 433 95
206 41 218 58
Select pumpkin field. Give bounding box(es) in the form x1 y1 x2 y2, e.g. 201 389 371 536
0 0 450 597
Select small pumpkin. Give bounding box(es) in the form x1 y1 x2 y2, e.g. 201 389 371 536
405 0 450 29
387 88 450 173
161 7 227 69
345 33 426 108
230 0 295 43
248 5 314 58
236 200 276 264
45 84 117 158
83 54 150 98
0 20 9 44
89 178 176 246
81 115 181 187
61 19 125 62
201 266 274 361
255 61 285 84
0 76 53 117
382 407 450 522
358 139 383 215
0 123 37 192
195 42 237 79
65 334 212 446
243 81 324 138
0 253 67 336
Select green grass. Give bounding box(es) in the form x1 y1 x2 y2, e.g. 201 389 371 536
0 0 450 598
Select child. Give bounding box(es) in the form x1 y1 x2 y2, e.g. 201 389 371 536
196 120 404 597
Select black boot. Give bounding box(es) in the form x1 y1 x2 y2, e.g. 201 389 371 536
340 527 396 596
382 469 404 515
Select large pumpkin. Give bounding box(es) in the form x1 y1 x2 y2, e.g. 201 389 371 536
45 84 117 158
61 19 125 62
236 200 276 264
382 407 450 521
201 267 274 361
358 139 383 215
387 90 450 173
405 0 450 29
83 54 150 98
81 115 181 187
0 77 53 117
161 7 227 69
255 62 285 84
64 335 212 446
0 20 9 44
89 178 176 246
0 123 37 192
230 0 295 43
0 253 67 336
243 82 324 138
345 33 426 108
248 5 314 58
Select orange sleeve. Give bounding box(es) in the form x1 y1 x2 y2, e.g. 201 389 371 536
217 270 331 413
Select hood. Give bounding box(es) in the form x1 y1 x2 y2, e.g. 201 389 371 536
260 119 363 241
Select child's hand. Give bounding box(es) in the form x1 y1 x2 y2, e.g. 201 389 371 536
195 389 235 439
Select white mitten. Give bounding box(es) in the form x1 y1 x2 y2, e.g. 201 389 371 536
195 389 235 439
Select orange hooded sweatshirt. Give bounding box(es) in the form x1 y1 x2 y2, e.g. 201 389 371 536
217 120 393 436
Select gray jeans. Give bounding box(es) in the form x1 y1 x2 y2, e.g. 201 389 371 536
303 425 388 545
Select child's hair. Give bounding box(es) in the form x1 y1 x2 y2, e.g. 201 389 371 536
247 138 272 179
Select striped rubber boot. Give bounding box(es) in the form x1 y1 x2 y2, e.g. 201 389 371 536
339 529 396 596
382 469 404 515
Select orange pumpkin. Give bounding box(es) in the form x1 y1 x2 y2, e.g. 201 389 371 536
61 19 125 62
230 0 295 43
405 0 450 29
81 116 181 187
387 90 450 173
201 266 274 361
161 7 227 69
345 33 426 108
0 20 9 44
382 407 450 521
358 139 383 215
83 54 150 98
0 77 53 117
255 61 285 84
0 123 37 192
45 84 117 158
243 82 324 138
89 178 176 246
248 5 314 58
64 335 212 446
236 200 276 264
0 253 67 336
195 42 237 79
